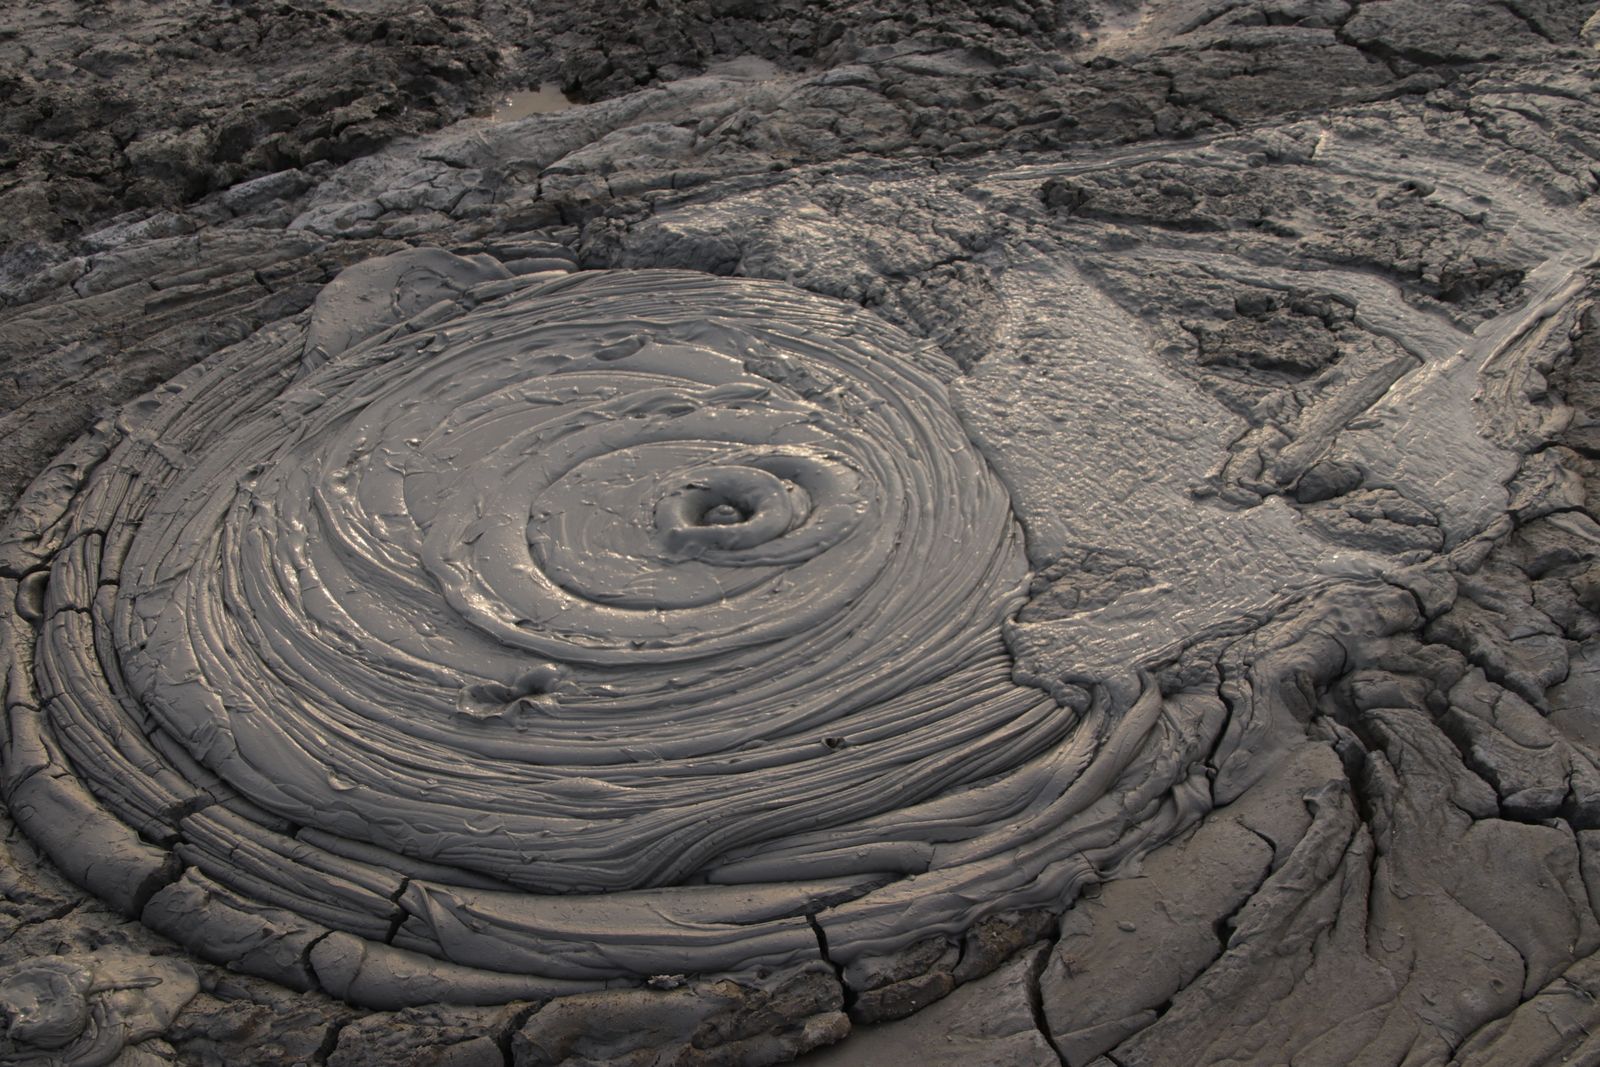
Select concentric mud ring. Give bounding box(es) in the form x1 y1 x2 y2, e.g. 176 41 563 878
1 264 1206 1009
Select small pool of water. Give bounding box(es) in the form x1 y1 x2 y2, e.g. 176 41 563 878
488 84 575 121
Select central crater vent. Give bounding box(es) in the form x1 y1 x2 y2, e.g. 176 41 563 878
6 267 1102 1006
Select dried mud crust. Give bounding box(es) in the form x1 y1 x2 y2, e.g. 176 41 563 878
3 0 1588 250
0 0 502 247
1 1 1600 1066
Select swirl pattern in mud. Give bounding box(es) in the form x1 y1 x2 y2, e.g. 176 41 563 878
121 267 1054 889
2 264 1214 1007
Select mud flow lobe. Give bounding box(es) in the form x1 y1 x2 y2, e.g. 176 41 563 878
5 266 1153 1004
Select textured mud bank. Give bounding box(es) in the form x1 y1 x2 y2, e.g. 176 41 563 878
3 1 1600 1065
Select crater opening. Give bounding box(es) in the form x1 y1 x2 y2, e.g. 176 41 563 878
700 502 749 526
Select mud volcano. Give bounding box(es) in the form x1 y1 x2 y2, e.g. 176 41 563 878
0 256 1197 1010
7 1 1600 1061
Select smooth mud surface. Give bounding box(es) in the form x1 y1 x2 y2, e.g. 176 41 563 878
3 1 1600 1065
489 86 575 121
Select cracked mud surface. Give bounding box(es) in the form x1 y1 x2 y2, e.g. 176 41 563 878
4 1 1600 1065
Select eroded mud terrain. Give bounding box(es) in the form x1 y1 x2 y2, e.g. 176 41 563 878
3 1 1600 1065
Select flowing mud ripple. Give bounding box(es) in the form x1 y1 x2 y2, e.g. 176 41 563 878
2 266 1205 1008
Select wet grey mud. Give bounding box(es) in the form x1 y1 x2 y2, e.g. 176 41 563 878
487 86 575 122
30 260 1071 992
3 1 1600 1065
